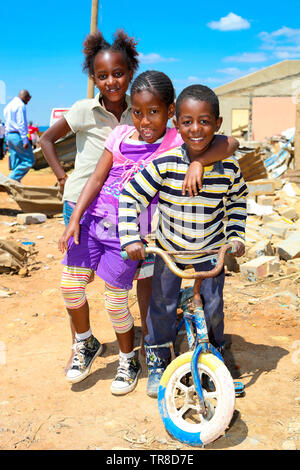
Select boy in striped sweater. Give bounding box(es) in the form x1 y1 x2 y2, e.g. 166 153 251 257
118 84 248 397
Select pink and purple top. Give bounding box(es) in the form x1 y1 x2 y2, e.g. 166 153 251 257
86 124 182 235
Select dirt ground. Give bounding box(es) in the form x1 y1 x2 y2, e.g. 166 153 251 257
0 158 299 451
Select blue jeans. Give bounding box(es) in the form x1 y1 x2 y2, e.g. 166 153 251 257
7 133 35 182
145 255 225 360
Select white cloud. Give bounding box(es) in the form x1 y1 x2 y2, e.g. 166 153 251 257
207 12 250 31
259 26 300 49
258 26 300 59
187 76 201 82
217 67 259 79
274 49 300 59
139 53 178 64
218 67 243 76
223 52 267 63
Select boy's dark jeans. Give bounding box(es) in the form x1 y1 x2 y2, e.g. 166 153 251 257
145 255 225 361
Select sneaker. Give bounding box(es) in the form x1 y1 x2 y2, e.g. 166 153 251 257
110 355 141 395
145 346 169 398
66 335 103 384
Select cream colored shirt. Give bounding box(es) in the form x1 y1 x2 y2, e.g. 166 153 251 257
63 92 132 203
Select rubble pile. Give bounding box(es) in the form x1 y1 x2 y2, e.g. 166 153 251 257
234 179 300 293
235 127 296 183
0 239 37 276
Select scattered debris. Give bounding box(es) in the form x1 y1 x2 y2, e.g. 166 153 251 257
16 213 47 225
234 127 296 184
0 239 37 275
0 172 63 216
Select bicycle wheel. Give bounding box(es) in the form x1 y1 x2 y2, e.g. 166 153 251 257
158 351 235 446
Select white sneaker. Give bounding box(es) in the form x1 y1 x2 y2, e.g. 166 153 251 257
110 355 141 395
66 335 103 384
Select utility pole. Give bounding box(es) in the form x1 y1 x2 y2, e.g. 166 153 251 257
295 93 300 170
87 0 99 99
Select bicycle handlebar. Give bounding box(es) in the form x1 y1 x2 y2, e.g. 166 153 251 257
121 244 233 280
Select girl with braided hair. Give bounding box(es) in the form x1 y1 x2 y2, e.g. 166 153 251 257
57 70 239 396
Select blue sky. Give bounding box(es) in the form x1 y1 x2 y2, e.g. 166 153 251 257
1 0 300 125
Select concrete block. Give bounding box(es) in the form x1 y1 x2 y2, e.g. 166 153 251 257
248 240 274 259
262 214 281 224
282 182 300 197
247 198 273 216
262 221 290 238
246 179 276 197
245 228 262 243
287 258 300 270
16 213 47 225
277 233 300 261
293 219 300 232
257 195 275 206
240 255 281 281
277 207 298 221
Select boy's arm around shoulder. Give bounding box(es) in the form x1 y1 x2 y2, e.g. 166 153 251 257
182 135 239 196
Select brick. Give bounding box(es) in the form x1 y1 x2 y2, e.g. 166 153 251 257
282 182 300 197
246 179 277 197
257 195 275 206
248 240 274 259
262 214 288 225
240 255 281 281
277 207 298 221
16 213 47 225
247 198 273 216
277 233 300 261
261 221 290 238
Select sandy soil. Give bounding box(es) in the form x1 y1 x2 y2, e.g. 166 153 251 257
0 158 299 451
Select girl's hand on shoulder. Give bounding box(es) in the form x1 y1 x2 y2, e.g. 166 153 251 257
125 242 145 261
182 161 204 196
58 220 80 253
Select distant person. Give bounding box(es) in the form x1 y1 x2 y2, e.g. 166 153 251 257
0 119 5 160
3 89 35 181
28 121 39 149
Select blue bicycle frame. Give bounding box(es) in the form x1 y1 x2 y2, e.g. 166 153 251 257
177 286 225 415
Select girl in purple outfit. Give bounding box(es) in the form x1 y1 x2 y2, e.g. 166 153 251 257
58 70 239 396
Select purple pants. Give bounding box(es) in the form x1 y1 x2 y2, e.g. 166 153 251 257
62 212 139 290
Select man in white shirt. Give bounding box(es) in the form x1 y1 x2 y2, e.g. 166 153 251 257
3 90 35 181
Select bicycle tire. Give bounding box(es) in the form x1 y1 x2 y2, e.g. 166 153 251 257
158 351 235 446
